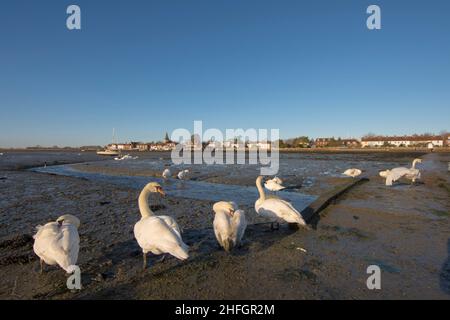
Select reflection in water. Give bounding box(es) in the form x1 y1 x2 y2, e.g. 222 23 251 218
31 165 317 211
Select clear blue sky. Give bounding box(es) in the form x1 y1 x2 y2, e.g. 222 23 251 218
0 0 449 147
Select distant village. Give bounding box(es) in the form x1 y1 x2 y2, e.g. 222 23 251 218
102 132 450 151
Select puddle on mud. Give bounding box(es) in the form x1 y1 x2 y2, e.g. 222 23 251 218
30 165 318 210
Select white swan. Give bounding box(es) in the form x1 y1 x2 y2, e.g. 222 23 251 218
177 169 189 180
134 182 188 269
162 168 171 179
272 176 283 185
33 214 80 274
212 201 247 252
384 158 422 186
379 170 390 178
264 177 285 192
255 176 306 229
343 168 362 178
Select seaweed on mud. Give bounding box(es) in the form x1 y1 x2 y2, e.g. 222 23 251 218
366 259 401 274
277 267 318 283
431 209 450 217
340 228 372 240
0 234 36 267
318 225 372 241
319 225 341 232
0 234 33 249
437 182 450 195
32 284 70 300
304 258 323 269
318 234 339 242
0 253 35 266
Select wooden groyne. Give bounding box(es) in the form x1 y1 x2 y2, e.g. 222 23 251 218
301 177 369 223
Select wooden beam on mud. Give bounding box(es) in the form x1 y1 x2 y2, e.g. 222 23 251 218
301 177 369 223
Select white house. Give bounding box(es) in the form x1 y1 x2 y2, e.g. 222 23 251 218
247 142 271 150
361 135 444 148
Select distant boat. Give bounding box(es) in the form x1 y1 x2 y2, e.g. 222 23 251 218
97 149 120 156
97 128 120 156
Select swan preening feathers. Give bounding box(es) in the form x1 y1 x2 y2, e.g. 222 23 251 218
264 176 286 192
134 182 189 269
382 158 422 186
343 168 362 178
33 214 81 274
212 201 247 252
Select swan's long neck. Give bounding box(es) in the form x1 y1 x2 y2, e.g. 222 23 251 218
138 188 154 218
412 159 420 169
256 177 266 201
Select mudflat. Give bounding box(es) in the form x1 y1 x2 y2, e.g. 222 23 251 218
0 151 449 299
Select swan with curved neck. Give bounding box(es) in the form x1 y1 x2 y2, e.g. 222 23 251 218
138 182 165 218
212 201 247 252
255 176 306 229
134 182 188 269
411 158 421 169
383 158 422 186
33 214 81 275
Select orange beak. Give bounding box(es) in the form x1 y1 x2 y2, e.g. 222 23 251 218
156 186 165 197
228 209 235 217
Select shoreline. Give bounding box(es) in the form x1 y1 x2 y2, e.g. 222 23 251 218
1 147 449 154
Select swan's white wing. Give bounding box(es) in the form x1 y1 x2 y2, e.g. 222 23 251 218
158 215 182 237
385 167 410 186
213 211 232 250
33 222 60 263
273 177 283 184
404 168 420 181
33 222 59 240
134 217 189 260
258 198 306 225
264 180 285 191
56 224 80 271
